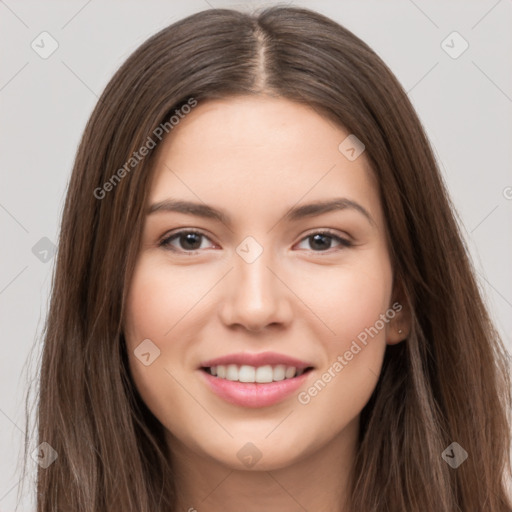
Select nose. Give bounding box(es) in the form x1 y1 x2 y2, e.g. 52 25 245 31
218 248 293 333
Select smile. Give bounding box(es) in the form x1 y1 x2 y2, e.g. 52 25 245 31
198 352 315 408
202 364 312 383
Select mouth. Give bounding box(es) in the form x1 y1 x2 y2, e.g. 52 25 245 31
201 364 314 383
198 353 315 408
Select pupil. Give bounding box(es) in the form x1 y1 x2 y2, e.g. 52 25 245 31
181 233 201 250
310 234 330 251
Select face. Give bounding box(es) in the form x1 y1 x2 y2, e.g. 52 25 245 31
123 95 406 471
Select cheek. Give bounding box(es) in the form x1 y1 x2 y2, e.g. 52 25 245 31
123 260 194 439
124 256 210 344
333 271 391 351
123 255 216 418
123 259 185 404
291 250 393 348
295 253 393 418
124 258 165 344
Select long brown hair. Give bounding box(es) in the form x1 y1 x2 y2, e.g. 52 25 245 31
20 6 511 511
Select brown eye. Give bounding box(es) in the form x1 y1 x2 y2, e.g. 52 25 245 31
160 230 214 252
296 231 352 252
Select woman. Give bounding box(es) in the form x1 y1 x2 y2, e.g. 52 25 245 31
23 6 511 511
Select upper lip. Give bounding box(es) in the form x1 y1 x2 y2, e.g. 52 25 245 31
200 351 314 370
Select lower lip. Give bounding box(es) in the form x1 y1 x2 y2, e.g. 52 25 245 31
200 369 312 408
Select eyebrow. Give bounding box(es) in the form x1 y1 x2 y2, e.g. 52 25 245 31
147 197 375 227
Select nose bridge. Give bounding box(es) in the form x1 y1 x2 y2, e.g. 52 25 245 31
220 235 291 330
237 247 274 297
235 238 278 307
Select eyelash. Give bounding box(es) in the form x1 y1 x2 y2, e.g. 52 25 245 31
158 229 353 254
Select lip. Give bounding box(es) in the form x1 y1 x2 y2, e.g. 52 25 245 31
199 351 313 370
199 368 313 408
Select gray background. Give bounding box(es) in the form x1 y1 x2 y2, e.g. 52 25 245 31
1 1 511 509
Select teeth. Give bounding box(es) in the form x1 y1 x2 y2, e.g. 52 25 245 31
285 366 296 379
255 365 273 383
239 365 255 382
207 364 306 383
272 365 286 381
226 364 238 381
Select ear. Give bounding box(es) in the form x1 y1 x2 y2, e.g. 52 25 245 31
386 277 412 345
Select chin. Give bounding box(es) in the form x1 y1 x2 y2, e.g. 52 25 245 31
198 433 313 472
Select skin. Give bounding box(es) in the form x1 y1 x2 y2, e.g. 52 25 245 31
123 95 410 512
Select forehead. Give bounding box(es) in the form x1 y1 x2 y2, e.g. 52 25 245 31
148 95 382 228
156 95 352 162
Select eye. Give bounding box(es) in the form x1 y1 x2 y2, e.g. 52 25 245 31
295 230 352 252
159 230 216 253
159 229 352 254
